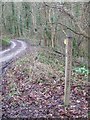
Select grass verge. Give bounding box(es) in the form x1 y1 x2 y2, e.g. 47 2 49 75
0 37 11 48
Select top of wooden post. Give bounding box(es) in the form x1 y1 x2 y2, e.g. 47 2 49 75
67 33 72 39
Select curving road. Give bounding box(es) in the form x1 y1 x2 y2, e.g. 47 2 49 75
0 40 27 74
0 41 16 55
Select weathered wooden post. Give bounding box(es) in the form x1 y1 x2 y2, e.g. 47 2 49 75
64 34 72 107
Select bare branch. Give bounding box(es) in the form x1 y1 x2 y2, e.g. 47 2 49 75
45 3 90 39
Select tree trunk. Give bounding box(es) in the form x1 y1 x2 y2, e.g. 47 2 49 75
43 3 48 46
31 3 36 34
48 7 55 48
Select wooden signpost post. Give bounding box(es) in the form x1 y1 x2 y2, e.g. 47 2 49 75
64 35 72 107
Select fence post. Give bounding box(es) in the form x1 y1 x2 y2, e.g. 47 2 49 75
64 35 72 107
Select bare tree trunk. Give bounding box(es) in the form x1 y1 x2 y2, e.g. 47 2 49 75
11 2 17 36
43 3 48 46
49 7 56 48
51 24 56 48
49 8 56 48
1 3 6 30
31 3 36 34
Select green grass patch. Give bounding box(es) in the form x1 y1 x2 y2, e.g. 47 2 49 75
0 37 10 47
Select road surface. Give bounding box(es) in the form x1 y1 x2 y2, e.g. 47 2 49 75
0 40 27 74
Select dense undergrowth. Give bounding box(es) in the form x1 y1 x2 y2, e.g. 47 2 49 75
38 50 89 76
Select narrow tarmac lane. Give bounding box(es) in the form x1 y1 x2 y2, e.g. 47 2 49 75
0 40 27 74
0 41 16 55
0 40 27 63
